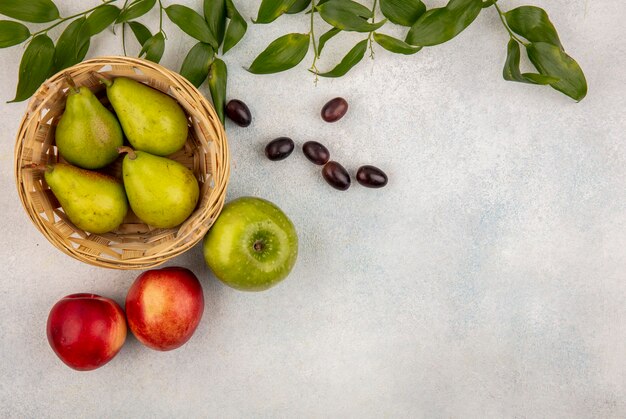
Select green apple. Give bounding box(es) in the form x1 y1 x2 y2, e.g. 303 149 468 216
203 197 298 291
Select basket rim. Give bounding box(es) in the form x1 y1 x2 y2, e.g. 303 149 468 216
14 56 230 270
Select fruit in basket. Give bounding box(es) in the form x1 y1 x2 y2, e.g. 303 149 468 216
44 163 128 234
55 77 123 169
125 267 204 351
102 76 188 156
203 197 298 291
120 148 199 229
47 293 127 371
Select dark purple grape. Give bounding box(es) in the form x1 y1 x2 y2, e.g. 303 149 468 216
322 161 351 191
225 99 252 127
321 98 348 123
265 137 294 161
356 165 388 188
302 141 330 165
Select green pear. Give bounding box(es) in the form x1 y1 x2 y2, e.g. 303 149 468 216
55 81 123 169
102 76 188 156
44 163 128 234
121 148 199 229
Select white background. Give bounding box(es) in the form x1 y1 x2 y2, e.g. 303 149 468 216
1 0 624 417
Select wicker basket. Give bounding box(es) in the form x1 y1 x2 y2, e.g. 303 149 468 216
14 56 230 270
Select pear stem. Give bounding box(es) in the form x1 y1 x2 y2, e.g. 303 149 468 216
22 163 52 172
92 71 113 88
118 146 137 160
64 73 80 94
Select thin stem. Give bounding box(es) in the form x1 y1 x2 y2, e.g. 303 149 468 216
117 146 137 160
158 0 164 33
122 23 128 56
309 1 319 84
493 2 528 46
371 0 378 22
30 0 118 38
91 71 113 87
121 0 130 56
21 163 51 172
310 4 318 59
367 0 378 59
64 73 80 94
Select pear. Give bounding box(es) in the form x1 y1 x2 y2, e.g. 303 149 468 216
100 76 189 156
44 163 128 234
55 76 123 169
120 148 199 229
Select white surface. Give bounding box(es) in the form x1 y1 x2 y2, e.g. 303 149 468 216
1 0 625 417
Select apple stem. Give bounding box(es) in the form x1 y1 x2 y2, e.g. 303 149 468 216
253 240 264 252
117 146 137 160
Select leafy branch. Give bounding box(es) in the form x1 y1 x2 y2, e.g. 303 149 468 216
248 0 587 101
0 0 587 112
0 0 248 122
0 0 124 102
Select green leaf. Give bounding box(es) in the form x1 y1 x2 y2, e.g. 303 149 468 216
317 0 373 18
204 0 226 46
503 39 557 85
208 58 227 124
0 20 30 48
165 5 218 48
180 42 215 87
248 33 310 74
505 6 562 49
116 0 156 23
523 73 560 85
0 0 59 23
287 0 311 14
406 0 482 47
317 1 385 33
53 17 91 72
128 21 151 45
317 27 340 55
139 32 165 63
223 0 247 54
526 41 587 101
380 0 425 27
318 39 367 78
254 0 298 24
86 5 121 36
373 33 422 55
9 34 55 102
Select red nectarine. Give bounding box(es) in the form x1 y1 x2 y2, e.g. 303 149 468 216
125 267 204 351
46 293 127 371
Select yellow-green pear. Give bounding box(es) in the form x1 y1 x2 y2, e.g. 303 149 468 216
55 78 123 169
101 76 188 156
120 148 199 229
44 163 128 234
